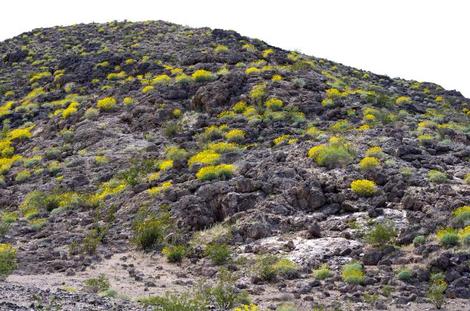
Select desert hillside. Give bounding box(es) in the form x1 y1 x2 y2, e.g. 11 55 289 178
0 20 469 310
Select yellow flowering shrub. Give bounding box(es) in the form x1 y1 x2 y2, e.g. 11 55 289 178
265 98 283 111
142 85 154 93
196 164 235 181
96 97 117 111
29 71 51 83
365 146 383 157
208 142 239 153
123 97 134 105
245 67 261 75
232 101 247 113
62 102 79 119
188 150 220 167
225 129 245 142
359 157 380 171
0 101 13 117
233 304 259 311
214 44 229 53
272 74 282 81
151 74 171 85
192 69 215 82
93 179 127 201
395 96 412 105
148 181 172 196
158 159 173 171
249 83 266 101
262 49 274 58
351 179 377 197
273 134 291 145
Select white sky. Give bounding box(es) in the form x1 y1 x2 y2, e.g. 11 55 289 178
1 0 469 97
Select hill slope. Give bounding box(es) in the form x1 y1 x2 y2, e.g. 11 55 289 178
0 20 469 310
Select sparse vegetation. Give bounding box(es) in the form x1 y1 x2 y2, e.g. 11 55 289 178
341 262 365 284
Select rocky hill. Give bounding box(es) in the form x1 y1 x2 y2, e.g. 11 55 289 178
0 20 469 310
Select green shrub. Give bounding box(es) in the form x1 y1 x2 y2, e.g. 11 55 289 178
265 98 283 111
214 44 229 54
307 142 354 168
351 179 377 197
428 170 447 183
413 235 426 247
205 243 231 265
464 173 470 185
133 218 166 251
139 292 205 310
453 205 470 225
1 212 17 224
15 170 31 183
436 228 460 248
96 97 117 111
163 121 182 138
341 262 365 284
84 107 99 119
225 129 245 142
256 256 298 281
365 222 397 247
162 245 186 263
312 264 332 280
165 146 189 162
196 164 235 181
84 274 110 293
427 273 447 309
0 243 16 279
397 268 412 282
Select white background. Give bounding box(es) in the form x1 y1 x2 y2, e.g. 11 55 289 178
1 0 469 97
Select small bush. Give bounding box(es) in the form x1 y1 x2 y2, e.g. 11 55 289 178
265 98 283 111
96 97 117 111
142 85 155 93
341 262 365 284
359 156 380 171
464 173 470 185
307 142 354 168
139 292 205 310
395 96 412 105
162 245 186 263
188 149 220 167
15 170 31 183
84 107 99 119
134 218 166 251
225 129 245 142
397 268 412 282
163 121 181 138
214 44 229 54
84 274 110 293
256 256 298 281
249 83 267 102
365 222 397 247
205 243 231 265
312 264 332 280
436 228 460 248
0 243 16 279
192 70 215 82
123 97 134 105
428 170 447 184
453 205 470 225
427 273 447 309
196 164 235 181
351 179 377 197
172 108 182 118
413 235 426 247
62 102 79 119
366 146 383 158
152 74 171 85
165 146 189 162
